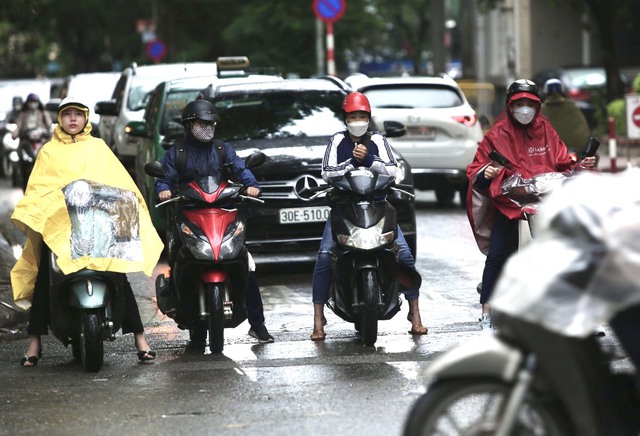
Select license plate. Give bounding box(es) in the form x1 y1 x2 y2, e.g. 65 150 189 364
407 125 436 139
279 206 330 224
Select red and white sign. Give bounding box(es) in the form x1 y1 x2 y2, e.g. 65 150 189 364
625 93 640 139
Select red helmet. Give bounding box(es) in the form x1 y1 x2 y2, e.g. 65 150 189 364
342 92 371 114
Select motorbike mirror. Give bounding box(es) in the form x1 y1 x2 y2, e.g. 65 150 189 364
144 161 166 178
488 149 513 169
245 151 267 169
580 137 600 160
383 120 407 138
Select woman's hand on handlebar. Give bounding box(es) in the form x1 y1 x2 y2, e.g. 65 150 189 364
245 186 260 198
483 164 501 180
158 190 172 201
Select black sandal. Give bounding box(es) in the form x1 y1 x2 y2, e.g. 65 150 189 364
20 355 39 367
137 350 156 361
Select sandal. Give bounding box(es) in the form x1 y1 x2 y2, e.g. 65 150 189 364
137 350 157 361
407 314 428 335
20 355 39 367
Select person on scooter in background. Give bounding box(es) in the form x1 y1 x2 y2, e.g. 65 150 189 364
12 97 163 366
11 93 53 190
7 96 24 124
541 78 593 159
310 91 428 341
466 79 596 332
155 99 274 348
11 93 52 140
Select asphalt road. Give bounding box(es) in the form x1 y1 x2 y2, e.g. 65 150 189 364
0 182 632 436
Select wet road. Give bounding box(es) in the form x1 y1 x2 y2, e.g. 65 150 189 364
0 185 493 435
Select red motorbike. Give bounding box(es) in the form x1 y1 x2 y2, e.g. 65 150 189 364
144 153 265 353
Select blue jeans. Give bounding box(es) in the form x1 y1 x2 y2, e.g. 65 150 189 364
312 220 419 304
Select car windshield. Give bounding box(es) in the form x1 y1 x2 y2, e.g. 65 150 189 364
212 90 345 140
160 89 202 135
363 85 464 109
128 77 169 111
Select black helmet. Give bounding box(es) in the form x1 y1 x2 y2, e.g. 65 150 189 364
506 79 540 104
181 99 220 125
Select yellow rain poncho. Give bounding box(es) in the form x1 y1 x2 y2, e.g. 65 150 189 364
10 108 164 310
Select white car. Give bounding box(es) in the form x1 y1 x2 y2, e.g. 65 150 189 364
346 74 484 206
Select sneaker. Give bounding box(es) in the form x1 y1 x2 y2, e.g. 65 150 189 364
479 314 492 331
248 324 275 343
594 325 606 337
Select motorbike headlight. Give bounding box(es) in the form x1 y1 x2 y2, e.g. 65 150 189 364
336 219 394 250
181 223 213 260
219 221 246 260
395 159 407 183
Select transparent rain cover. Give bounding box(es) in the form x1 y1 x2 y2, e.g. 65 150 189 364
63 180 143 261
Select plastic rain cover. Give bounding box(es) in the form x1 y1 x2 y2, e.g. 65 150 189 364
491 169 640 337
63 180 143 261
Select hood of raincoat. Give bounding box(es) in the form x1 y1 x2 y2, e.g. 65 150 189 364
10 123 163 309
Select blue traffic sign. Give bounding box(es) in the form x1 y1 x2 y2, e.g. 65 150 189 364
313 0 345 23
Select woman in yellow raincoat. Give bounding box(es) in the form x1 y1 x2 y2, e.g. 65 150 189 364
12 97 164 367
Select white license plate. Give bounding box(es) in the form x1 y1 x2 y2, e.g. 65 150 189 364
279 206 330 224
407 125 436 139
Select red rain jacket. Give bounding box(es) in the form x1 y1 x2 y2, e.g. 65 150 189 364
466 112 575 254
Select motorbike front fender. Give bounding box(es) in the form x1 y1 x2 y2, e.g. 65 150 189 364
425 336 523 382
68 278 109 309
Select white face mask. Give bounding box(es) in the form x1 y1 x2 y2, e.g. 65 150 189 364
346 120 369 138
191 123 215 142
512 106 536 125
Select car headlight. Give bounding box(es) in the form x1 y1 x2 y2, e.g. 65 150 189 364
336 218 395 250
219 221 246 260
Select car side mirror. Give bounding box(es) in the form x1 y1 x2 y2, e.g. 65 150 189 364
384 120 406 138
95 100 117 116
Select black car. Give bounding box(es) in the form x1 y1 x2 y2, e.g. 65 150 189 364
196 78 417 263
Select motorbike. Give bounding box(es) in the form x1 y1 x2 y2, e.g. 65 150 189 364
404 161 640 436
0 122 19 184
17 127 48 191
144 152 265 354
310 167 419 346
45 179 138 372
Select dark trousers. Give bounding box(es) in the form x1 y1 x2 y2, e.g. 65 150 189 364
27 247 144 336
480 210 519 305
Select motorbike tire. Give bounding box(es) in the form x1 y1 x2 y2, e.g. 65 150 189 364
359 269 379 346
79 310 104 372
403 379 571 436
206 284 225 354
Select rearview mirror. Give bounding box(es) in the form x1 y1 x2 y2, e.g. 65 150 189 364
383 120 406 138
144 161 166 178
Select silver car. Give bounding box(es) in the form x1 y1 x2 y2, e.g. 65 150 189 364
346 74 484 206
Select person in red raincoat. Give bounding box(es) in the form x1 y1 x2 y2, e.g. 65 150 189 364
465 79 596 331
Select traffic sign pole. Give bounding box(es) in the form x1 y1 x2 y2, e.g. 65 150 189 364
313 0 345 76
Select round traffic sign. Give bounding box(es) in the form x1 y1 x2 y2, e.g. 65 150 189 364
633 106 640 129
313 0 346 23
146 40 167 62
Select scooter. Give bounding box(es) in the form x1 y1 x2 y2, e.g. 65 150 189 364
0 122 19 183
311 168 419 346
403 308 640 436
144 152 265 353
46 180 134 372
17 127 48 191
